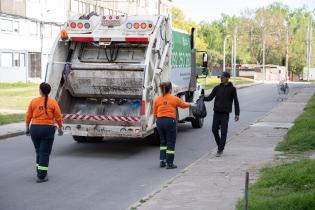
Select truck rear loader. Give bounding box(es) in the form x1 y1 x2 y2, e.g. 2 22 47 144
45 14 206 143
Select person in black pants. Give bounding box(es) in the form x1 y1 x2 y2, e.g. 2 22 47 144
153 82 190 169
25 83 63 182
203 72 240 157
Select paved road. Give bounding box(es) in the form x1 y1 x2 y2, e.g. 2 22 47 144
0 83 306 210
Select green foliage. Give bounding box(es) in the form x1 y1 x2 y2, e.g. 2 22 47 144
0 113 25 125
172 3 314 74
197 77 253 90
236 160 315 210
0 83 38 110
276 94 315 152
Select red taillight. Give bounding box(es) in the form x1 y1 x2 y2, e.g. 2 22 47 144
148 23 153 28
116 16 119 20
134 23 139 29
99 38 111 42
141 23 147 29
109 16 112 20
71 37 94 42
77 22 83 29
70 22 76 28
141 100 146 116
125 37 149 43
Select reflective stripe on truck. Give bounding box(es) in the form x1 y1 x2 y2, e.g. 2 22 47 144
63 114 140 122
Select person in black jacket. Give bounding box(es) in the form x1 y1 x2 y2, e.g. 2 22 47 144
203 72 240 157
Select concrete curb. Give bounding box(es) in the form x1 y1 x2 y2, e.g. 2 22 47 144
0 131 24 141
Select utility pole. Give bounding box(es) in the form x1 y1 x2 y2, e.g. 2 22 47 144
158 0 161 15
285 22 289 81
223 35 228 72
262 35 266 82
233 27 237 77
231 37 234 75
307 20 313 81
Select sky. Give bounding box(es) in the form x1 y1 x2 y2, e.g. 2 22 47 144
172 0 315 22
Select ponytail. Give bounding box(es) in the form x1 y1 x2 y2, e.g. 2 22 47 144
39 82 51 115
160 81 172 96
44 95 48 115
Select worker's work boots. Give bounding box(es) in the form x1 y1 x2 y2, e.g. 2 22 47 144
166 164 177 169
36 176 48 183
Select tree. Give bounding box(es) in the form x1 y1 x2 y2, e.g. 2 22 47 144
171 3 314 75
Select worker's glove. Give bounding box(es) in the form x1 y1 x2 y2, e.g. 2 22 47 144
25 127 30 136
57 128 64 136
201 89 205 96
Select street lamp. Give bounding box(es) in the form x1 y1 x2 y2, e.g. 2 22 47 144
285 20 289 82
306 9 315 81
223 34 230 72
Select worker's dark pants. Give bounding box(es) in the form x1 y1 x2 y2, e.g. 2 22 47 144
30 125 55 179
156 117 176 165
212 112 229 152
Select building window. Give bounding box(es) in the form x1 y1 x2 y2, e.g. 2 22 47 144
85 3 90 13
43 24 52 38
78 1 83 14
52 25 60 38
13 21 19 33
90 4 95 13
0 52 26 68
28 53 41 78
29 22 38 36
100 7 104 15
1 52 13 67
0 19 13 32
71 0 79 12
20 53 26 67
13 53 20 67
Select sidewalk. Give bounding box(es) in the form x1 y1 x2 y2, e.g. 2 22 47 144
131 84 315 210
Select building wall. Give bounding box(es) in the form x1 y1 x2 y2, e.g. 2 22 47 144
303 67 315 80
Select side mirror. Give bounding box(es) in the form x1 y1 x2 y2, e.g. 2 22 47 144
202 53 208 68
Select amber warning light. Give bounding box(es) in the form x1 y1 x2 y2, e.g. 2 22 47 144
60 30 69 40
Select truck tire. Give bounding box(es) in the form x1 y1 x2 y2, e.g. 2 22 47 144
72 136 103 143
86 137 104 142
191 118 204 129
72 136 88 143
147 128 160 145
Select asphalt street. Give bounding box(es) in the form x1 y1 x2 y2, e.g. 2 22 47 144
0 83 306 210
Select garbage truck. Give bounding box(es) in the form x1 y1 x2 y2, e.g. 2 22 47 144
45 14 207 143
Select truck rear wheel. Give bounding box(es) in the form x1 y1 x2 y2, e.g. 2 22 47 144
72 136 103 143
73 136 88 143
86 137 104 142
191 118 204 128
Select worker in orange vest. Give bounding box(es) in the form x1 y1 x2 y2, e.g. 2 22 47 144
25 82 63 183
153 81 190 169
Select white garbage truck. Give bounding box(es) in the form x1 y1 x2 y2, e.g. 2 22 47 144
45 14 207 143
